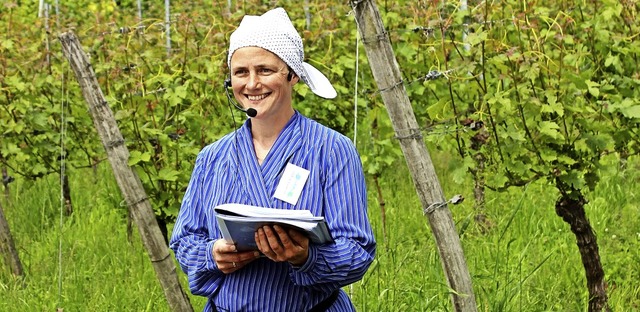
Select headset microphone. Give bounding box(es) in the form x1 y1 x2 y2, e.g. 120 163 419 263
245 107 257 118
224 79 258 118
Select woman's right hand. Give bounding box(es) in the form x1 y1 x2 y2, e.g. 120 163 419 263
212 239 261 274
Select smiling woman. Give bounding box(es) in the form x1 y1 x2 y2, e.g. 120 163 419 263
230 47 298 127
169 7 376 312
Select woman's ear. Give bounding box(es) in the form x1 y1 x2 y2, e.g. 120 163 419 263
287 71 300 84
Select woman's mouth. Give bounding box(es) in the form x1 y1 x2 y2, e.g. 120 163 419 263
247 93 270 101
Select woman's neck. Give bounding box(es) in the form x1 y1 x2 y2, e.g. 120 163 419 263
250 110 295 163
250 109 294 143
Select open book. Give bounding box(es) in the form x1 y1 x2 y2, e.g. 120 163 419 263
214 203 333 252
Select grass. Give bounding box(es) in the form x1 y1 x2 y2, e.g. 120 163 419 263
1 154 639 311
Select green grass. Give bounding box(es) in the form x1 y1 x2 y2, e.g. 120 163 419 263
1 154 639 311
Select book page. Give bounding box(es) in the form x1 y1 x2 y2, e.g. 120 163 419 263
214 203 319 220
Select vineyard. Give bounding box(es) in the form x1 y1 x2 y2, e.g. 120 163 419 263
1 0 639 311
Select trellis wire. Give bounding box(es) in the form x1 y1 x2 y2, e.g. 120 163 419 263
423 194 464 215
394 122 470 140
368 67 457 96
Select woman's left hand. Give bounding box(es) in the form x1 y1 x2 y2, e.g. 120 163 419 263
255 224 309 266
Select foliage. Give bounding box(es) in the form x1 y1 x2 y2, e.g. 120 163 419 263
1 0 640 310
408 1 640 197
0 0 365 224
1 156 639 311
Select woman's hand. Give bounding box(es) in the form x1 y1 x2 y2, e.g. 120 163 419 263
255 225 310 266
212 239 261 274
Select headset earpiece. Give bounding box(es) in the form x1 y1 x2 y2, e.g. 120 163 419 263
224 78 232 88
286 66 298 82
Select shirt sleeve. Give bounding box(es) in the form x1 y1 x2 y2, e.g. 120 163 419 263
169 150 225 297
288 135 376 292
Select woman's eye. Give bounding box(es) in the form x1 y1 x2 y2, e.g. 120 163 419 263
234 69 247 76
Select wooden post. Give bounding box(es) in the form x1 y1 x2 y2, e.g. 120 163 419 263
165 0 171 57
351 1 478 311
0 199 23 278
58 31 193 312
136 0 143 22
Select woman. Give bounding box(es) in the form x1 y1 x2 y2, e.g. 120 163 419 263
170 7 376 312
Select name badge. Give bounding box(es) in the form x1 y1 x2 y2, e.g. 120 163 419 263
274 163 310 205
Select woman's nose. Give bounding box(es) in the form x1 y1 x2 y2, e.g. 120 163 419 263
246 72 261 89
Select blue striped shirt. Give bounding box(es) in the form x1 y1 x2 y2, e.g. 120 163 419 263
170 112 376 312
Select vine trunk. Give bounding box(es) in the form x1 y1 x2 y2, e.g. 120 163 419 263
554 192 611 312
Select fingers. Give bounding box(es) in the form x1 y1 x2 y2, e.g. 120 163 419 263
218 254 259 274
285 228 310 266
213 239 237 254
255 225 309 265
212 239 260 274
255 226 281 261
287 228 309 247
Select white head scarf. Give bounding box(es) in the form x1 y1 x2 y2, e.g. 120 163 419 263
227 7 337 99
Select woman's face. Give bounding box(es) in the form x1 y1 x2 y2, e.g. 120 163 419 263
229 47 298 120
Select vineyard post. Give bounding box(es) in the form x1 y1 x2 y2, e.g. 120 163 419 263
137 0 143 22
304 0 311 30
165 0 171 57
351 1 477 311
58 31 193 312
0 199 23 278
38 0 44 17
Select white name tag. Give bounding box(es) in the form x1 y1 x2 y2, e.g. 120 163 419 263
273 163 310 205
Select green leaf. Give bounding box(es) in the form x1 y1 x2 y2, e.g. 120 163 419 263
542 90 564 117
32 163 47 175
1 39 14 50
396 43 417 60
114 109 134 121
128 150 151 166
585 133 613 152
604 53 619 68
620 105 640 119
539 149 558 163
451 157 473 184
3 120 24 134
538 121 563 140
2 143 22 155
556 155 577 166
175 85 188 99
5 75 26 92
487 172 509 189
157 167 179 182
585 80 600 98
560 171 584 189
522 63 540 81
465 31 487 46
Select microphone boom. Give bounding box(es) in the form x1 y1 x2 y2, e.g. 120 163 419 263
225 81 258 118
